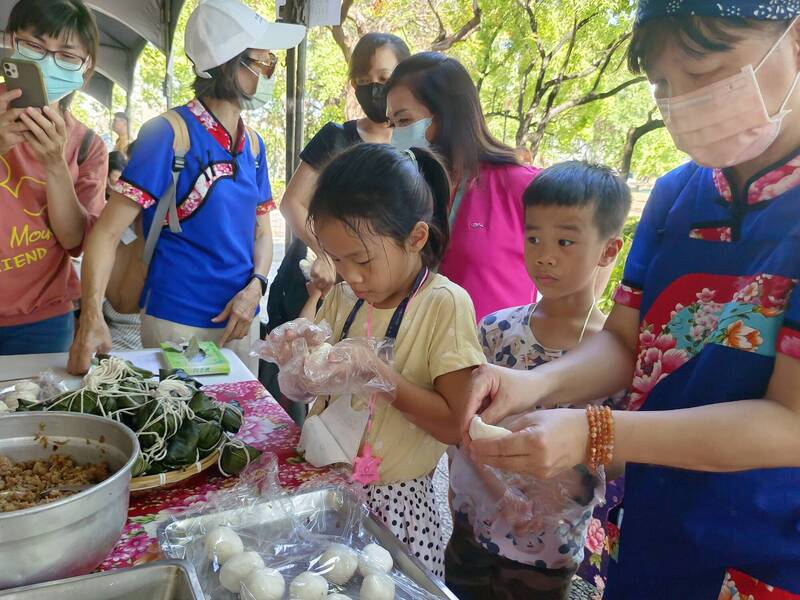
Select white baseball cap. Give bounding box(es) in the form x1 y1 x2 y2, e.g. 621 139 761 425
185 0 306 78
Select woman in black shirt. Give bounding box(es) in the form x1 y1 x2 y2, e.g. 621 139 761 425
277 33 410 298
265 34 410 410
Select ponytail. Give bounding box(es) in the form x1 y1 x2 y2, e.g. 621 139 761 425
409 146 450 268
308 143 452 270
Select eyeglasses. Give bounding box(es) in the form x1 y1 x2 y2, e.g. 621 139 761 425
241 53 278 79
15 37 88 72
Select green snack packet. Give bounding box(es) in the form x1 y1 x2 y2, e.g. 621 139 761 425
160 339 230 376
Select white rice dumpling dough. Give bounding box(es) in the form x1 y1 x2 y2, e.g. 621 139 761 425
361 573 396 600
204 526 244 564
304 342 333 374
319 543 358 585
289 571 328 600
358 543 393 576
219 551 264 593
469 415 512 441
242 567 285 600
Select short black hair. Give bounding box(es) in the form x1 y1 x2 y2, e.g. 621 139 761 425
628 16 787 73
8 0 99 109
8 0 99 69
113 111 128 122
523 161 631 238
108 150 127 172
349 33 410 80
192 49 250 103
309 144 451 270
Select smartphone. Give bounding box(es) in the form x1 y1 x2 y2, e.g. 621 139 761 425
1 58 47 109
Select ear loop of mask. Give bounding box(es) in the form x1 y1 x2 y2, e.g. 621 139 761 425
755 17 800 117
652 80 671 122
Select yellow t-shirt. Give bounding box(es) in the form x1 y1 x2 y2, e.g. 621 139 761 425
308 273 485 484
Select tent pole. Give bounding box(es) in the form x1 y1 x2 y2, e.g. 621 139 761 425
162 0 173 108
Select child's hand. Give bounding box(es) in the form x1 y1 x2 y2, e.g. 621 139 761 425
257 318 332 366
306 280 324 300
497 488 540 537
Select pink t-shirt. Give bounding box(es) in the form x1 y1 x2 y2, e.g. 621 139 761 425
439 161 538 320
0 103 107 327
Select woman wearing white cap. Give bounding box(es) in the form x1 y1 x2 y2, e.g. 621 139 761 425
68 0 305 375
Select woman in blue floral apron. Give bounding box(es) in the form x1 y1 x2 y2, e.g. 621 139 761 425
464 2 800 598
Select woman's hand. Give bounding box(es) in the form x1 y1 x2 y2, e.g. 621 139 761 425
0 89 26 155
19 106 68 170
462 364 553 440
68 312 113 375
214 279 262 347
309 255 337 296
468 408 589 479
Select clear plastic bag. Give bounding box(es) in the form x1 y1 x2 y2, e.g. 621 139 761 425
160 458 444 600
254 318 396 405
449 444 605 568
0 370 69 412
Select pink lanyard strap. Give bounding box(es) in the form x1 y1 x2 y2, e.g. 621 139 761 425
351 269 429 485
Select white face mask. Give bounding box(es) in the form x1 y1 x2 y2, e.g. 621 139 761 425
656 18 800 168
391 117 433 151
240 63 275 111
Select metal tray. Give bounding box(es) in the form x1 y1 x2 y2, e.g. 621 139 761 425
159 486 458 600
0 560 204 600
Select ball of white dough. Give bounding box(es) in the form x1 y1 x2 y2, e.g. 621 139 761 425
319 543 358 585
219 551 264 593
469 415 512 441
326 595 352 600
358 543 393 576
289 571 328 600
361 573 396 600
205 526 244 564
242 567 285 600
305 342 333 373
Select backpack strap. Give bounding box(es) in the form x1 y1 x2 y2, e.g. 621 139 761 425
77 128 95 166
246 125 261 170
142 109 191 266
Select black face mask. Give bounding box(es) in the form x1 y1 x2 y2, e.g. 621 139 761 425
355 83 388 123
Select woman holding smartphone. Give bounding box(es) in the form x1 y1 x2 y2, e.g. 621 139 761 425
0 0 107 355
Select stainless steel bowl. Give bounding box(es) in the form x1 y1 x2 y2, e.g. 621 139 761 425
0 412 140 590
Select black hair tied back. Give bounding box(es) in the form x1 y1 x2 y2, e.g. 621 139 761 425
308 143 452 269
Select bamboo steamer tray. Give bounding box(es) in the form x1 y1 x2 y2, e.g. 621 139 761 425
130 449 220 493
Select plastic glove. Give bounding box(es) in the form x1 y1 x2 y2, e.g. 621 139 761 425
271 334 396 405
256 318 332 367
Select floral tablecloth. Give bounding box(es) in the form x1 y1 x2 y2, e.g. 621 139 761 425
100 380 325 570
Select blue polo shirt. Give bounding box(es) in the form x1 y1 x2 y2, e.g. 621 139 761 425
606 154 800 597
115 99 274 328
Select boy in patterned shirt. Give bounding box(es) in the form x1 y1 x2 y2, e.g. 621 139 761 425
446 161 631 599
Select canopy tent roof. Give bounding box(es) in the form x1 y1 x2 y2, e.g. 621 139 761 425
0 0 187 107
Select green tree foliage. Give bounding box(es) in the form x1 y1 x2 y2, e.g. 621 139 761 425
72 0 684 191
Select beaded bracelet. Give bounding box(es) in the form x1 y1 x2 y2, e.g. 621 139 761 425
585 405 615 472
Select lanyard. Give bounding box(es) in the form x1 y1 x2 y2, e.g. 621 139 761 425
343 266 429 485
339 267 430 342
448 178 468 232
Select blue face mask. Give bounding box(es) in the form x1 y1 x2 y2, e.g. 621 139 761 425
391 117 433 151
11 52 85 104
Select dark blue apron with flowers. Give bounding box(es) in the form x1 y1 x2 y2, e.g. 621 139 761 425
605 157 800 598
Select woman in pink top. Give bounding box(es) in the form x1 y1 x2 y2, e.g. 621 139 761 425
386 53 537 320
0 0 106 355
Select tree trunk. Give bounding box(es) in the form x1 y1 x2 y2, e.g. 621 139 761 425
620 118 664 180
527 122 547 162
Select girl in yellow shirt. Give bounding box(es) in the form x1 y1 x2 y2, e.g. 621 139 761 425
294 143 485 577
